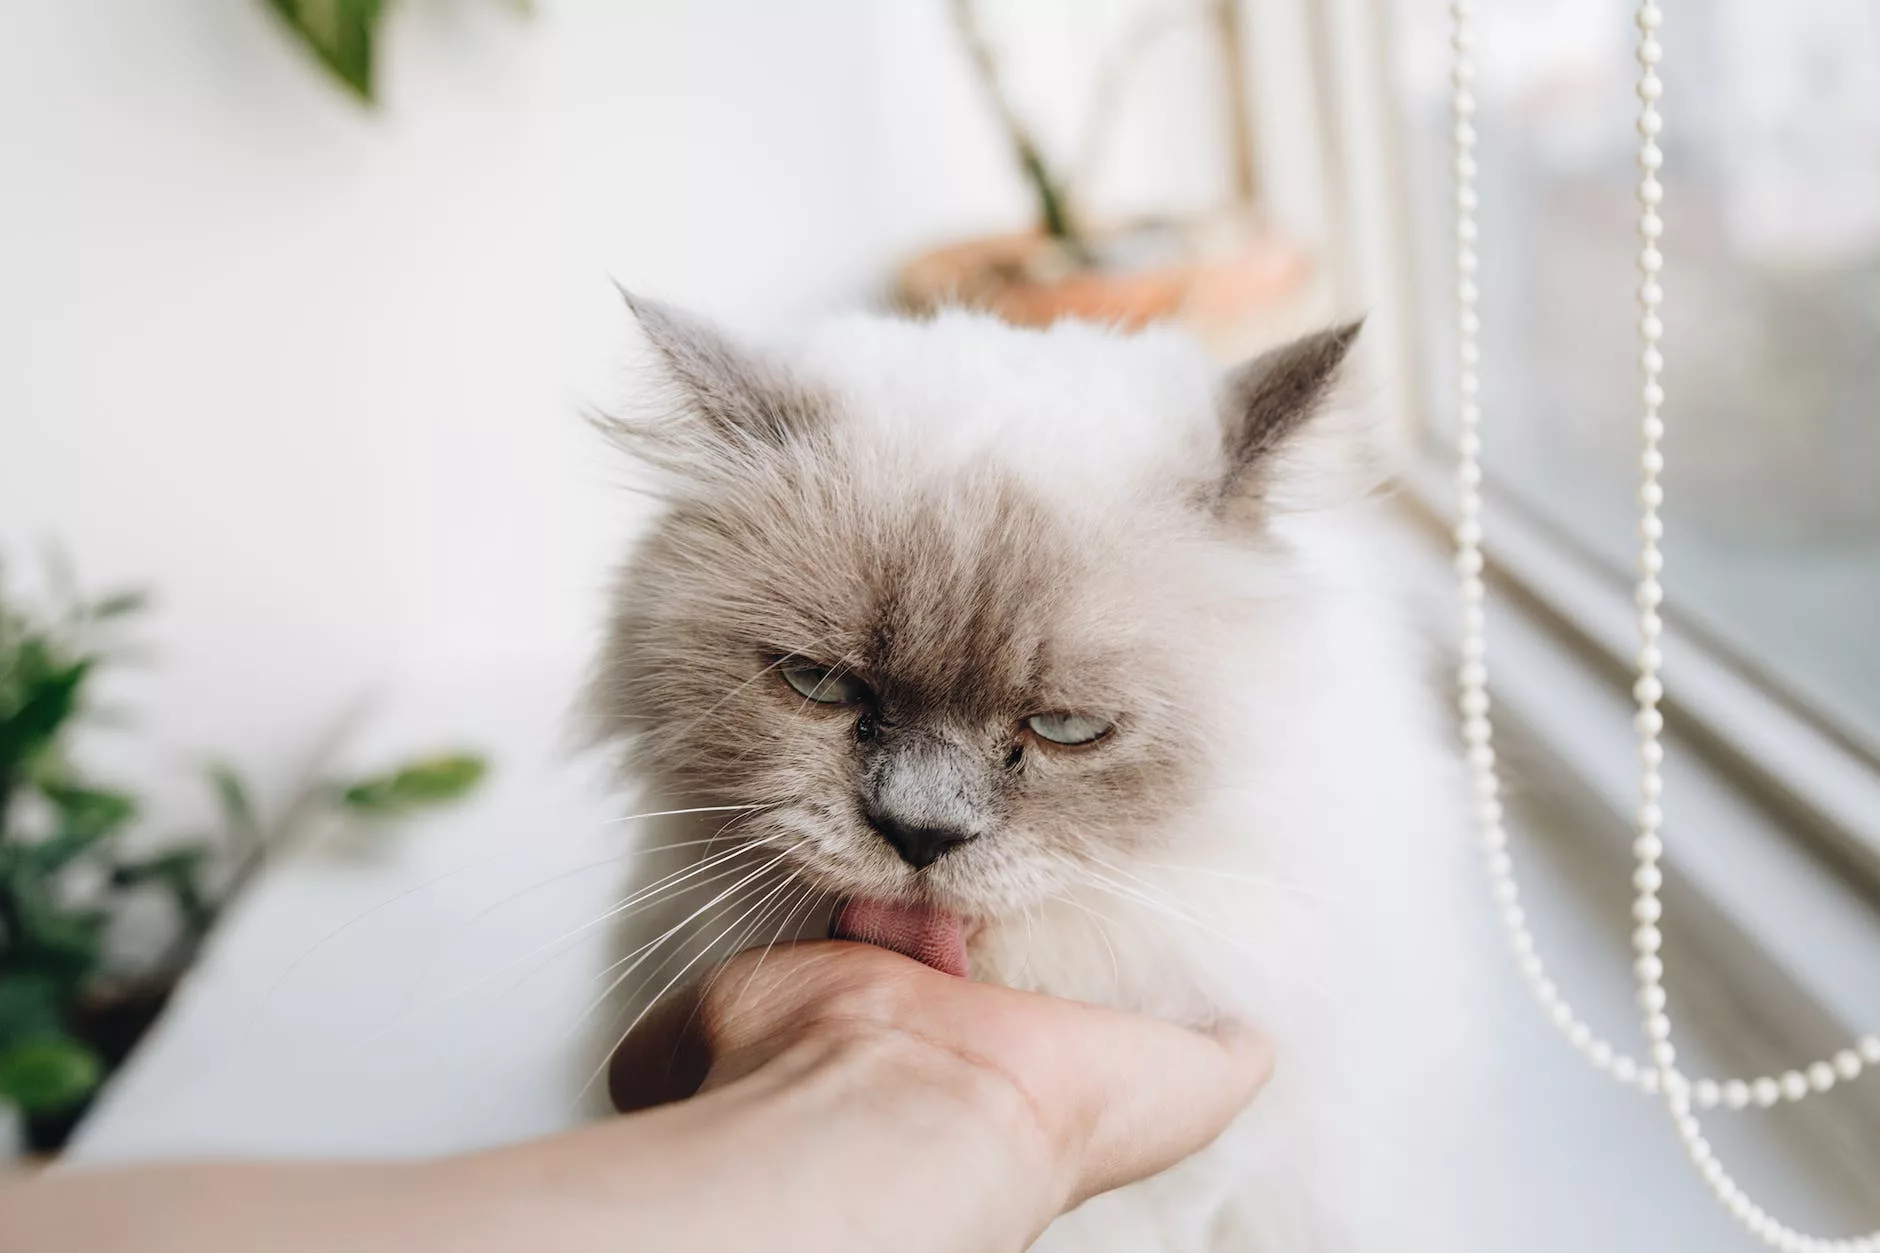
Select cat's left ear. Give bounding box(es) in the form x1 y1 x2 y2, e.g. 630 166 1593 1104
1213 320 1380 517
602 287 828 475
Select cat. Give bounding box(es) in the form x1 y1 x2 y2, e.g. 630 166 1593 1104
586 293 1470 1252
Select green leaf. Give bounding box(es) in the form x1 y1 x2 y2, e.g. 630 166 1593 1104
86 590 148 622
0 972 66 1047
9 903 107 983
340 752 487 815
0 653 91 780
0 1036 102 1113
206 762 261 852
264 0 388 102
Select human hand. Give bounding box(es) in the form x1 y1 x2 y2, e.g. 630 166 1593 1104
607 939 1275 1245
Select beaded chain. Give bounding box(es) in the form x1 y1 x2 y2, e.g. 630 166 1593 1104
1449 3 1879 1247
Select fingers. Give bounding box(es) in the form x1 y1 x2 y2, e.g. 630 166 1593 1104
1025 1000 1275 1201
608 941 1275 1208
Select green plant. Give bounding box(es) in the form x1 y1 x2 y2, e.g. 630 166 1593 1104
0 567 487 1135
263 0 531 103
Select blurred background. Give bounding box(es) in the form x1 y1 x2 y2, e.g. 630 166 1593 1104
2 2 1876 1248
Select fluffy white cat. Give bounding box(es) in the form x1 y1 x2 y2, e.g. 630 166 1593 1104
588 296 1469 1252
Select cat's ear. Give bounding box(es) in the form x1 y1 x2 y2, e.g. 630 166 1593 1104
1212 320 1379 518
604 287 828 472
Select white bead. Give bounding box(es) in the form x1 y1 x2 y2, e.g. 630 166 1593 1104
1641 1067 1660 1094
1613 1056 1638 1083
1638 801 1664 830
1645 1012 1672 1041
1642 344 1665 371
1634 954 1663 982
1780 1070 1809 1102
1635 708 1664 736
1860 1034 1880 1063
1639 643 1663 670
1635 676 1663 703
1633 865 1663 893
1634 834 1663 862
1722 1080 1751 1110
1693 1079 1720 1109
1638 38 1663 64
1641 740 1665 768
1634 896 1663 923
1590 1041 1614 1069
1752 1077 1781 1108
1638 178 1663 206
1637 4 1662 29
1639 248 1664 276
1808 1062 1835 1093
1638 72 1663 100
1640 480 1664 507
1634 924 1663 953
1641 513 1664 539
1638 984 1667 1011
1833 1050 1862 1080
1652 1041 1678 1068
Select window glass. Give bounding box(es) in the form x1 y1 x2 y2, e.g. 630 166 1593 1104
1390 0 1880 753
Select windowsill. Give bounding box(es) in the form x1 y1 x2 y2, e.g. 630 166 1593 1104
1383 469 1880 1165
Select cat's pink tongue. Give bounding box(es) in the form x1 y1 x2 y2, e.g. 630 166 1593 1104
828 898 968 978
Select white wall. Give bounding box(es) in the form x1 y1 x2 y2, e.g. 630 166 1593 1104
2 1 1280 822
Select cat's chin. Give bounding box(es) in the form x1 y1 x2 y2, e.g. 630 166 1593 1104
828 896 969 977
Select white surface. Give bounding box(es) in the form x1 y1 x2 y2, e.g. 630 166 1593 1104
71 659 630 1161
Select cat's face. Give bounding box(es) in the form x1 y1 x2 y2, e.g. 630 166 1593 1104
593 297 1361 921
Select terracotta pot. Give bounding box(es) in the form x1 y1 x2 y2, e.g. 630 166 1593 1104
893 213 1314 350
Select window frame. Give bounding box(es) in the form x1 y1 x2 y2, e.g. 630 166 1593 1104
1276 0 1880 1146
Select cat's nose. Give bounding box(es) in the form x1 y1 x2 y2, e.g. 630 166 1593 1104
865 809 976 870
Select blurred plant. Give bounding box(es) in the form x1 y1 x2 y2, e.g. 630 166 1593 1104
948 0 1260 264
0 566 486 1143
263 0 532 103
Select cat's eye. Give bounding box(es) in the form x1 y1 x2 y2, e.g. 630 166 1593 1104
1025 712 1114 746
779 658 870 705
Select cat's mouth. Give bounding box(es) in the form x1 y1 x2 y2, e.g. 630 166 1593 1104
828 897 969 977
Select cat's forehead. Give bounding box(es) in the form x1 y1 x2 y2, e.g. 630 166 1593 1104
721 458 1164 719
784 309 1222 506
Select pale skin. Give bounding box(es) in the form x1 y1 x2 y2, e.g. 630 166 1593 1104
1 942 1274 1253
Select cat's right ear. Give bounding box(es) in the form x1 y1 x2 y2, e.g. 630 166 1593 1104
599 287 828 474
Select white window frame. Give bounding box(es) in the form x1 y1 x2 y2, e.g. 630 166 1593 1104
1267 0 1880 1161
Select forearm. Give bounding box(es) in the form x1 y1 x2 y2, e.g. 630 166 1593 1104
0 1029 1054 1253
472 1026 1060 1253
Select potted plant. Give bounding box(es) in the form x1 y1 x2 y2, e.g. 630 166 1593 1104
895 0 1314 352
0 565 488 1154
